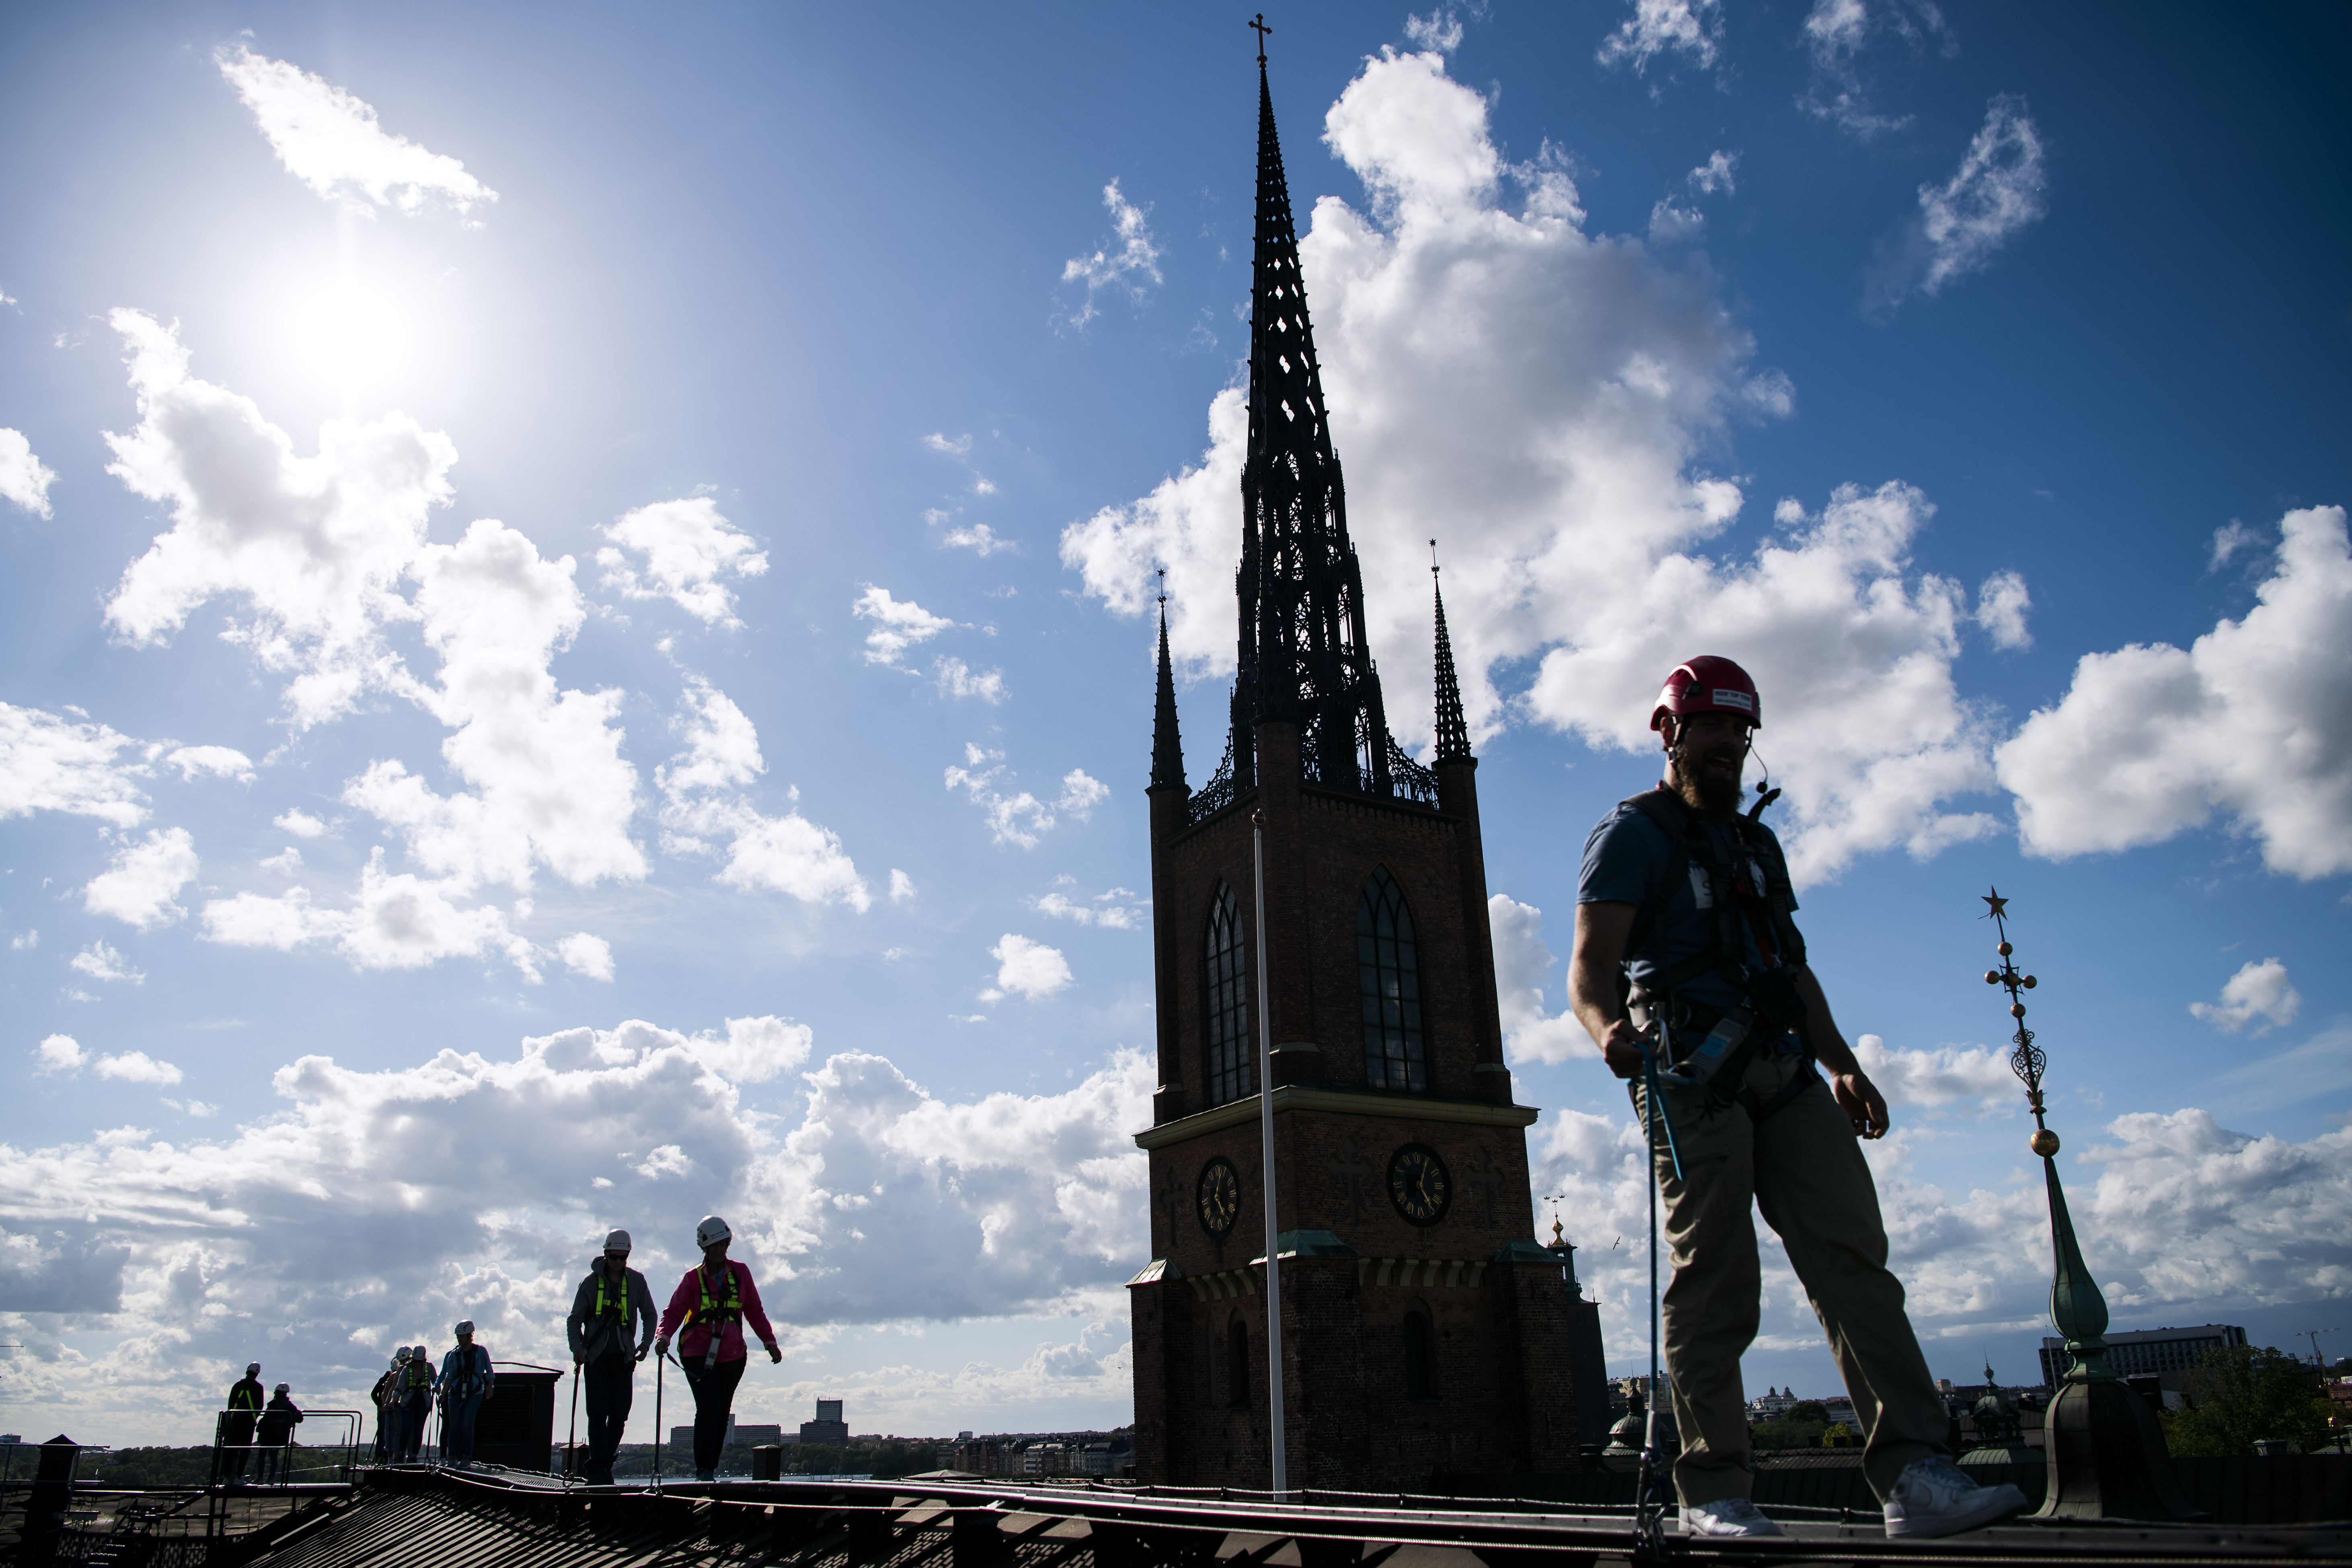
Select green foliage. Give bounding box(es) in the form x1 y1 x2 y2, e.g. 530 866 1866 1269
1748 1418 1828 1451
1784 1401 1831 1424
2167 1345 2333 1458
82 1447 218 1489
606 1439 937 1479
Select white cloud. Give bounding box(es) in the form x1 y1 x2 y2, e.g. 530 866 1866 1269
1869 95 2047 312
260 847 304 874
84 827 199 930
2208 520 2261 571
216 45 497 220
1596 0 1724 74
1975 569 2032 650
1851 1033 2017 1110
70 942 145 986
1059 179 1163 329
656 678 870 911
943 746 1107 850
1687 150 1738 195
933 657 1006 704
164 745 255 783
1031 881 1143 931
101 309 456 729
596 497 768 627
343 517 646 894
889 869 916 903
1403 10 1465 53
2190 958 2300 1036
853 586 955 666
981 934 1074 1003
0 703 151 828
0 427 57 517
11 930 35 951
1536 1096 2352 1369
1997 506 2352 878
0 1016 1148 1439
1487 894 1591 1066
934 518 1014 555
1798 0 1955 140
1071 52 1993 882
273 808 327 838
32 1033 182 1085
556 932 615 982
201 848 542 980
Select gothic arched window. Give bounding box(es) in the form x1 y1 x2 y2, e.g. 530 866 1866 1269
1358 867 1426 1091
1204 884 1254 1107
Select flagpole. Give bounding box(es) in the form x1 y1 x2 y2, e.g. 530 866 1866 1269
1251 808 1287 1500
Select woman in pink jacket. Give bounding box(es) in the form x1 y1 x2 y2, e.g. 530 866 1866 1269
653 1214 782 1481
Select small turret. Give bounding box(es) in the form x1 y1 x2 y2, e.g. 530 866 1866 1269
1149 593 1187 795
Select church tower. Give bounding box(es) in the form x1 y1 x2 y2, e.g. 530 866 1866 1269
1126 51 1584 1490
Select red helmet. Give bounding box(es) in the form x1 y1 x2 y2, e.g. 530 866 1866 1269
1649 655 1761 732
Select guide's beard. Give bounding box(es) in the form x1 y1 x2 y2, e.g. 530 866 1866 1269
1673 746 1745 816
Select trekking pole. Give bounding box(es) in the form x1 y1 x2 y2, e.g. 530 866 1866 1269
567 1362 581 1486
1632 1034 1683 1562
651 1348 666 1494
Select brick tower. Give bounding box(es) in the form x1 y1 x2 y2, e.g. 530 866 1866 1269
1126 53 1583 1491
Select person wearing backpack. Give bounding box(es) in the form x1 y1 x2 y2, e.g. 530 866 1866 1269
566 1229 656 1485
1569 656 2024 1542
652 1215 781 1482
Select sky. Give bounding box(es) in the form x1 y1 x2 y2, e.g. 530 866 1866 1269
1 1 2348 1449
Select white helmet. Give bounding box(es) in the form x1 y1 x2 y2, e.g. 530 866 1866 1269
694 1215 732 1249
604 1229 632 1253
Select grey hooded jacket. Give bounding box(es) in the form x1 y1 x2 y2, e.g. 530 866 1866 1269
566 1258 657 1362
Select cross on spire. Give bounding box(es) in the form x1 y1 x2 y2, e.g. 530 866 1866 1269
1250 12 1272 64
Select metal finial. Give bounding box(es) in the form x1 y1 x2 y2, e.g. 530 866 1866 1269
1156 565 1167 607
1251 12 1272 64
1429 538 1439 577
1979 887 2048 1148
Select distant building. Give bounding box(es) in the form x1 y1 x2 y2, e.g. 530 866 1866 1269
800 1398 849 1447
1748 1387 1797 1420
733 1425 783 1447
2039 1324 2246 1388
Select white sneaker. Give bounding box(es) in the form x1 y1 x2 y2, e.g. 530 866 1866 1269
1680 1498 1786 1538
1884 1456 2028 1539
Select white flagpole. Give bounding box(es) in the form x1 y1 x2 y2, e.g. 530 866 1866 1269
1251 809 1287 1500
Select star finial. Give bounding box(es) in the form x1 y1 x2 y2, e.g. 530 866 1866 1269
1156 565 1167 607
1982 887 2008 920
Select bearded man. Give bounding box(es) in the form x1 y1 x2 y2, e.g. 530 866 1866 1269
1568 656 2025 1541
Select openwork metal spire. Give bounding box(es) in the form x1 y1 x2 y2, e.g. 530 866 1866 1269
1229 55 1397 797
1431 544 1471 764
1150 585 1186 794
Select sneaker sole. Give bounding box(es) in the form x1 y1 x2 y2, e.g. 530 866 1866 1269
1886 1486 2029 1539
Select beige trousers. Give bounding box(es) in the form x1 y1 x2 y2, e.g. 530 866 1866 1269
1629 1048 1949 1505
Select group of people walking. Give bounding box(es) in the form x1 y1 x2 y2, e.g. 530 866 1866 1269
220 1213 779 1486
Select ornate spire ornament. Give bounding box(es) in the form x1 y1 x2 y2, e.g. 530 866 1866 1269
1979 890 2200 1521
1216 43 1428 810
1150 574 1187 795
1431 541 1471 764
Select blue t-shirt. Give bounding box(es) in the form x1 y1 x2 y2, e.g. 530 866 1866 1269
1577 795 1803 1017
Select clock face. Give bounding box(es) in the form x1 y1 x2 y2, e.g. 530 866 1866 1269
1388 1143 1451 1227
1197 1156 1241 1240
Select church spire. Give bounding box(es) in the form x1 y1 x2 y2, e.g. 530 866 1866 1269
1431 544 1472 764
1150 584 1186 794
1232 48 1395 795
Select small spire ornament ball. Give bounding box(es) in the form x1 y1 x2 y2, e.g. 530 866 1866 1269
2031 1128 2060 1158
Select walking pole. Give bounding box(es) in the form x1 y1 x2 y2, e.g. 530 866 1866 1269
651 1349 666 1494
1250 809 1286 1502
1633 1034 1684 1560
567 1362 581 1485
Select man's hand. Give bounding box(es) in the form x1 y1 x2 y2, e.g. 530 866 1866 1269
1828 1069 1889 1140
1598 1017 1647 1081
573 1350 585 1367
635 1346 649 1364
652 1337 670 1361
766 1342 783 1365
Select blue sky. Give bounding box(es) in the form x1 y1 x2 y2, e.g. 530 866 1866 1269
2 2 2347 1447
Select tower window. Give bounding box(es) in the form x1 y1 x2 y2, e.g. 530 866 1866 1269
1358 867 1426 1091
1228 1318 1252 1409
1204 884 1255 1107
1404 1310 1436 1400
